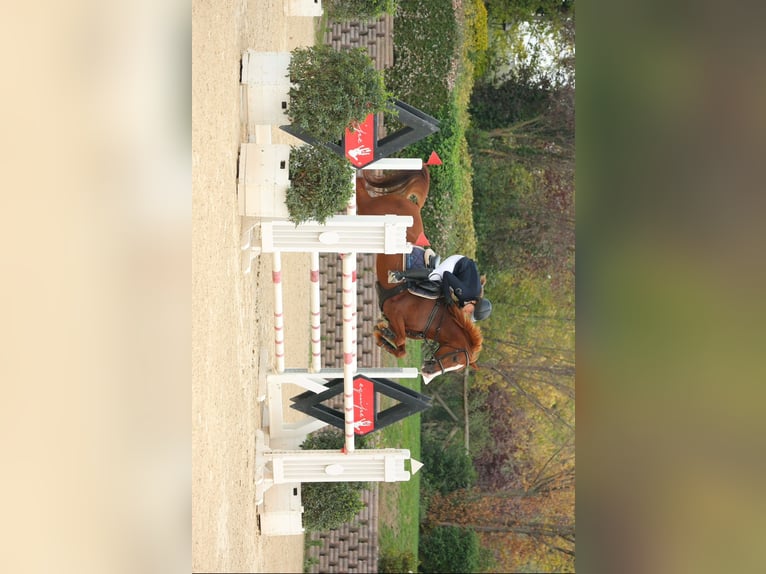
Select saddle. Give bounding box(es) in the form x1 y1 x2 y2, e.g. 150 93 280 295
407 280 441 299
376 245 443 310
376 279 442 312
402 245 441 299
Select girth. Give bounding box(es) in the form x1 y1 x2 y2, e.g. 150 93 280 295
375 281 408 311
406 299 444 340
376 281 445 341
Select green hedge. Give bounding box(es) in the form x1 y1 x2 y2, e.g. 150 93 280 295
286 144 354 224
419 525 480 573
299 429 371 531
326 0 397 21
384 0 477 257
287 44 392 143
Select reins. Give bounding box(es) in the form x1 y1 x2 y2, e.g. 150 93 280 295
406 298 444 340
377 283 473 371
409 300 472 370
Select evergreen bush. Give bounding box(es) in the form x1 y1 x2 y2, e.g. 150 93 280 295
419 525 480 573
327 0 397 21
287 44 393 143
286 144 354 224
299 429 371 532
301 481 367 531
421 438 477 495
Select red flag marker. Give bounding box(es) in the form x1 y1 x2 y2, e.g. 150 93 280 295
426 151 442 165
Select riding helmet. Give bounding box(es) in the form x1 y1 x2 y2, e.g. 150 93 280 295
473 298 492 321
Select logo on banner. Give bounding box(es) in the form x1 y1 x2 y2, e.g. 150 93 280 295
344 114 375 167
353 375 376 435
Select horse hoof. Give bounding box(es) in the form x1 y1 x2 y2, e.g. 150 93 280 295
374 328 399 353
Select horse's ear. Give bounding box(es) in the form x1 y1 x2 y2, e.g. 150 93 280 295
470 361 479 369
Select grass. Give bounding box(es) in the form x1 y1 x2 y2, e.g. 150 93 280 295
314 10 330 45
375 340 423 567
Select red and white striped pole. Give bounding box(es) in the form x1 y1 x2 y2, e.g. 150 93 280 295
310 252 321 372
342 171 358 453
272 251 285 373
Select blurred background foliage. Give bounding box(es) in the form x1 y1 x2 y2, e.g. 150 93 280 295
382 0 575 571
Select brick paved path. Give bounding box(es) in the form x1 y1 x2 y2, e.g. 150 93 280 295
307 14 395 573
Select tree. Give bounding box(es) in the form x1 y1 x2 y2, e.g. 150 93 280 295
470 64 553 129
484 0 574 22
427 485 575 571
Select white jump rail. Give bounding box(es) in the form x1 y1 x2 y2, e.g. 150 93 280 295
256 214 414 254
241 51 426 531
267 448 419 483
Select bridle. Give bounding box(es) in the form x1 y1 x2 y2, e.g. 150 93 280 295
427 345 472 374
406 299 472 373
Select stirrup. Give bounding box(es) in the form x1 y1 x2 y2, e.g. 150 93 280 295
424 248 440 269
387 270 405 284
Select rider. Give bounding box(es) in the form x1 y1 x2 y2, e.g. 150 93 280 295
392 253 493 321
429 255 492 321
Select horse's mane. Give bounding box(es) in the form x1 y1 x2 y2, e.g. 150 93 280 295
447 304 483 361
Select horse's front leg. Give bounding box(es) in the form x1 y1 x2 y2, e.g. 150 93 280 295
374 320 407 358
386 314 408 357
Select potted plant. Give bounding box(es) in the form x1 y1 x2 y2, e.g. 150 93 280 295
284 45 393 223
286 144 355 224
286 44 393 143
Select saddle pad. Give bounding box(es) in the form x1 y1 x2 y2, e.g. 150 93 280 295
405 246 427 271
408 280 441 300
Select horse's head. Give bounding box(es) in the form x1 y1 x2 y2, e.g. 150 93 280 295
421 348 477 384
420 304 483 384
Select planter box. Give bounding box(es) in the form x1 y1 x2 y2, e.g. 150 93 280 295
284 0 323 17
237 143 290 218
259 482 304 536
241 50 290 85
240 51 291 138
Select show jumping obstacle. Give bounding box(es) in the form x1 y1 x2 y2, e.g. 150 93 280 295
239 49 438 535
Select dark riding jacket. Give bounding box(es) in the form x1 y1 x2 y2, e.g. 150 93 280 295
441 257 481 306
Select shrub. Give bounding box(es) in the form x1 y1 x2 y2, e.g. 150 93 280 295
286 144 354 224
465 0 489 55
299 429 371 531
327 0 397 21
378 550 418 573
419 525 480 573
300 426 370 450
287 44 393 143
301 481 367 531
421 438 477 495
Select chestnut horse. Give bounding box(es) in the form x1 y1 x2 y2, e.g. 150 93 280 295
359 167 430 207
355 167 482 384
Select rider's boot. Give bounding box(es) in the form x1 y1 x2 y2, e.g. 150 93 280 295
424 248 440 269
390 267 431 282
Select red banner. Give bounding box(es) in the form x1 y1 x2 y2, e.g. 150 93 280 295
344 114 375 167
352 375 376 435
